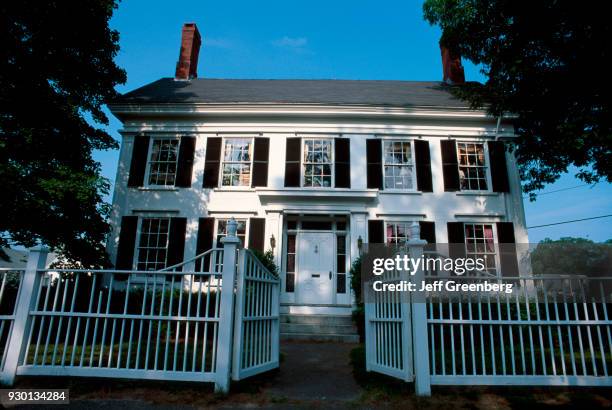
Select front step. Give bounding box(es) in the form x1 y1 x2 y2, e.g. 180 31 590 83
280 314 359 343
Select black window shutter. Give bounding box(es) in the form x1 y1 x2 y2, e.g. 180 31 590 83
252 137 270 187
368 220 384 244
419 221 436 243
441 140 460 192
127 136 150 187
497 222 519 277
248 218 266 252
203 137 222 188
167 217 187 270
447 222 466 260
115 216 138 269
366 139 383 189
195 217 215 271
284 137 301 187
175 136 196 188
414 140 433 192
488 141 510 193
334 138 351 188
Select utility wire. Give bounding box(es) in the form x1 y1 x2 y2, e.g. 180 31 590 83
523 184 592 199
527 214 612 229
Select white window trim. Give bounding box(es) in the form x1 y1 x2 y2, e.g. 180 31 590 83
218 136 255 189
384 220 415 244
456 141 493 193
132 214 172 272
213 217 249 248
381 139 418 192
144 136 181 188
463 222 501 277
300 137 335 189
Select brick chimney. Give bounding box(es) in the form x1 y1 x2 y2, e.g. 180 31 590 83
175 23 201 80
440 45 465 85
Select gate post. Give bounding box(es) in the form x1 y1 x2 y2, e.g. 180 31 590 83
1 246 48 385
215 218 240 393
407 223 431 396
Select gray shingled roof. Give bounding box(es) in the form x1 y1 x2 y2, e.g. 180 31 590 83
116 78 470 108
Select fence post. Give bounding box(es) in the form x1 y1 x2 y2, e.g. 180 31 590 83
1 246 48 385
215 218 240 393
231 249 246 381
407 223 431 396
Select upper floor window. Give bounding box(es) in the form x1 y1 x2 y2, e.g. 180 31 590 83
464 223 498 276
215 218 247 246
457 142 489 191
303 138 333 187
147 138 179 186
221 138 253 187
136 217 170 271
383 141 414 189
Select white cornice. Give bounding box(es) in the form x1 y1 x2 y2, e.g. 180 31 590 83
108 102 493 120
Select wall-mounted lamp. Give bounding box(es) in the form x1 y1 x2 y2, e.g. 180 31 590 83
270 234 276 250
357 235 363 252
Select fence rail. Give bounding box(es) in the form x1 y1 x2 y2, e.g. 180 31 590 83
0 219 281 392
365 222 612 395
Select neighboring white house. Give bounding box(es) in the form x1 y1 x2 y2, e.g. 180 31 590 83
107 23 528 318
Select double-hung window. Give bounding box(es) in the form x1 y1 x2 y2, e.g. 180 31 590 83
221 138 253 187
464 223 498 276
215 218 247 247
383 141 414 190
136 217 171 271
303 138 333 187
385 222 412 245
457 142 489 191
147 138 180 186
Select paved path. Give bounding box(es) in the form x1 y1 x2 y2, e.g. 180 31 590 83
263 341 362 402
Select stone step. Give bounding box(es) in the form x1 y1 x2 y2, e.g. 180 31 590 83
280 314 353 326
280 332 360 343
281 323 357 335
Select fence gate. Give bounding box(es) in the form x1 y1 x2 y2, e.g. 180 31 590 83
232 249 280 380
364 253 414 381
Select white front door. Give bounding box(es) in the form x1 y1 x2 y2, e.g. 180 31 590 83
297 232 335 304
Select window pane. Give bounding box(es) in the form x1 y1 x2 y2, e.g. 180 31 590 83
148 139 179 186
221 139 253 186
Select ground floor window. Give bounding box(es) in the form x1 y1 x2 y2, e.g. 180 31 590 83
215 218 247 247
385 222 413 245
464 223 498 275
136 217 170 271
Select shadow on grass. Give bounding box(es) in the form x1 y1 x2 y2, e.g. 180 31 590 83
350 344 612 409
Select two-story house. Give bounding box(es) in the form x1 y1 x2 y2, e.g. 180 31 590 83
107 23 528 323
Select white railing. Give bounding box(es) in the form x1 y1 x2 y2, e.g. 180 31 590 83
232 249 280 380
0 219 280 393
365 222 612 396
0 270 23 373
427 275 612 386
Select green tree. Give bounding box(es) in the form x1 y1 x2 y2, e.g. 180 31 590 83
423 1 612 194
0 1 126 266
530 237 612 277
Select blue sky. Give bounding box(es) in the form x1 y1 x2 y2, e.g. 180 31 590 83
96 0 612 243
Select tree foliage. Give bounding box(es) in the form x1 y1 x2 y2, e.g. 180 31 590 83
530 237 612 277
0 1 126 266
423 0 612 193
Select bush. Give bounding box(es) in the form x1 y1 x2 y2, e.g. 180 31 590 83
350 255 365 341
250 249 278 275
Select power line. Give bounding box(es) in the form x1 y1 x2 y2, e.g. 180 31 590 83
527 214 612 229
523 184 592 199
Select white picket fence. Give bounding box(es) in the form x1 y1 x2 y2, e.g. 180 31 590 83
365 223 612 395
0 220 280 393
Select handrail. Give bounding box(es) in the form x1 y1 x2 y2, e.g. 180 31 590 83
159 247 224 272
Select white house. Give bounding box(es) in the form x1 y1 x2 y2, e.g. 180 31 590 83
107 23 528 338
